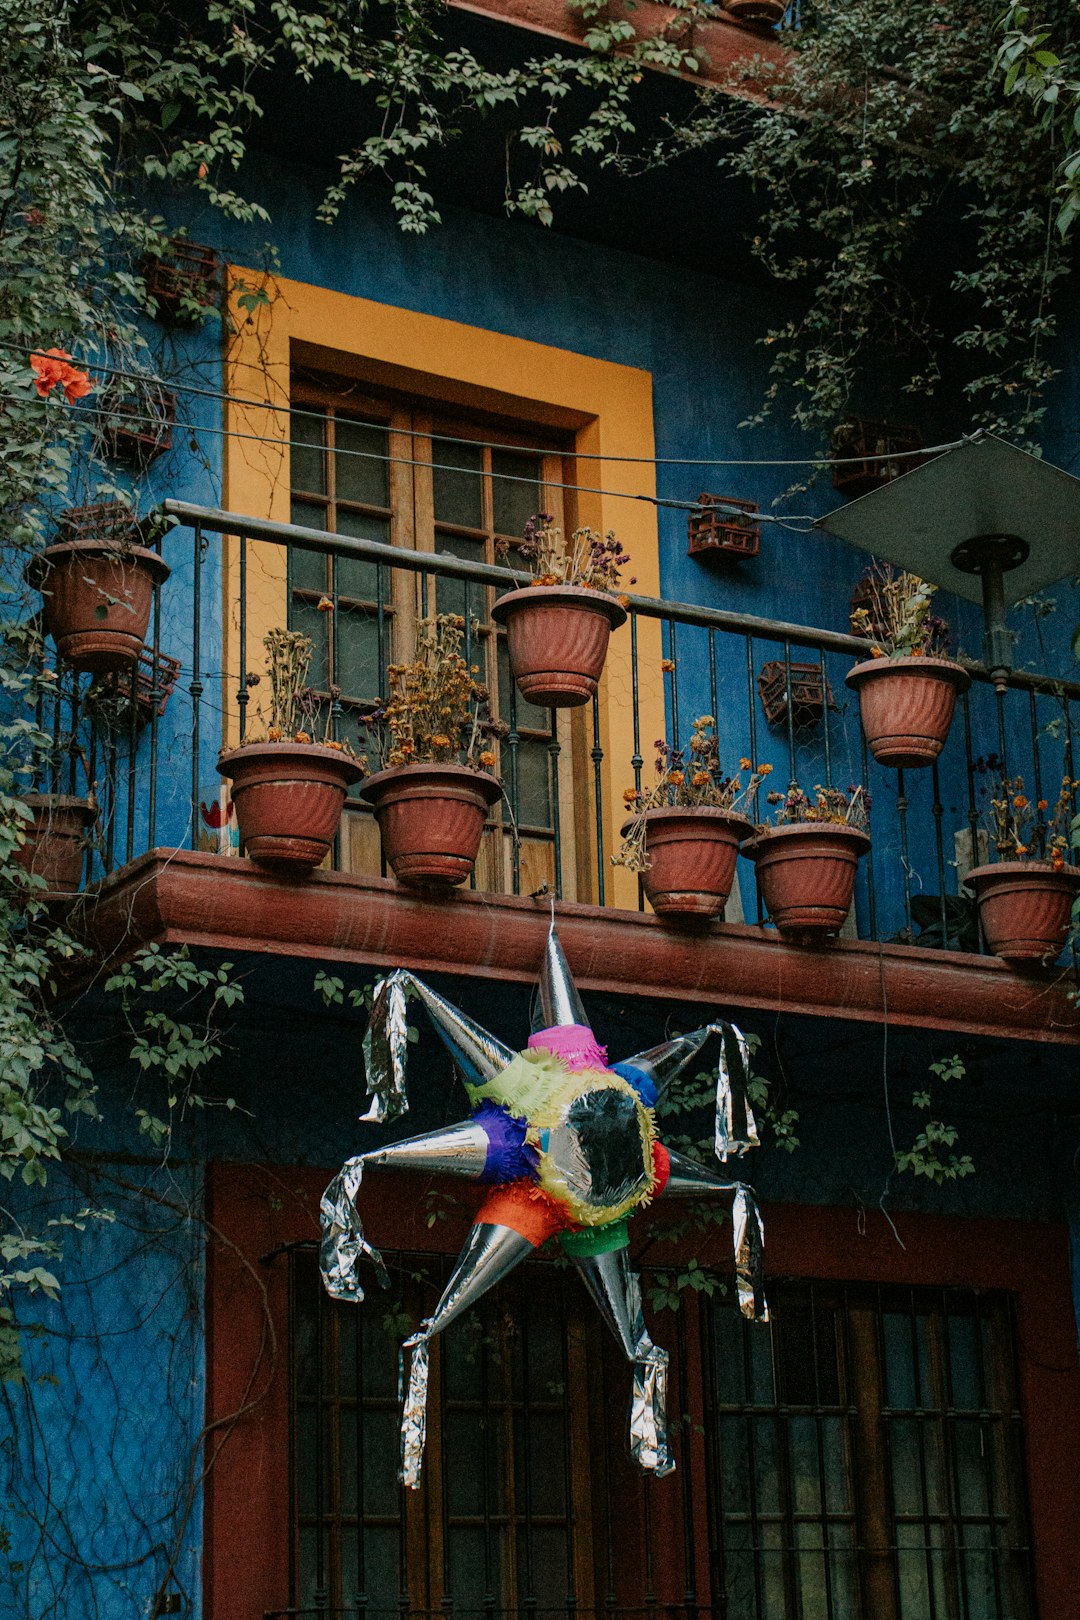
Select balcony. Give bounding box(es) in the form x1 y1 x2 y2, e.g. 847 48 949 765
35 500 1080 1044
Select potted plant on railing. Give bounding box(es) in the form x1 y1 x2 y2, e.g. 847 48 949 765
217 626 363 870
26 501 170 674
613 716 770 918
845 563 970 768
965 775 1080 964
490 514 629 708
357 613 504 888
743 783 871 940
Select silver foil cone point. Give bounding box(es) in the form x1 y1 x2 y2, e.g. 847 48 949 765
410 979 516 1086
621 1028 710 1092
423 1221 535 1340
533 919 588 1031
661 1148 737 1198
569 1245 648 1360
363 1118 490 1178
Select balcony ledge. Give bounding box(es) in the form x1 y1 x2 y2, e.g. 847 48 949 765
448 0 785 87
70 850 1079 1044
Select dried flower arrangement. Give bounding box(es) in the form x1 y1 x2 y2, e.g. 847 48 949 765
761 782 871 833
358 614 506 775
246 626 351 751
987 774 1077 866
849 561 950 660
614 716 771 873
496 513 632 593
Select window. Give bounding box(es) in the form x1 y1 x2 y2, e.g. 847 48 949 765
287 377 585 897
288 1263 1035 1620
289 1250 596 1616
704 1283 1034 1620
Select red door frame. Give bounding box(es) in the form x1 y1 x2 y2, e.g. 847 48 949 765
204 1162 1080 1619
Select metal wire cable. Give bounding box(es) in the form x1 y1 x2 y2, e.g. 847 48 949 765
1 387 824 526
7 340 973 471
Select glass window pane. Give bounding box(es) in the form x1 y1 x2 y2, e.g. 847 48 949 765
497 638 550 734
789 1415 821 1515
518 1526 570 1611
711 1302 749 1406
492 448 543 539
434 531 485 623
290 541 327 596
336 510 390 601
947 1307 982 1410
515 737 551 830
342 1525 400 1612
291 408 327 494
289 598 330 693
448 1524 501 1614
718 1415 750 1514
336 607 381 701
334 416 389 507
432 438 483 528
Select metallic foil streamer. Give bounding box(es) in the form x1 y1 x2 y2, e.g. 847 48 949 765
360 972 410 1123
319 1157 390 1302
715 1021 760 1162
732 1184 769 1322
361 971 516 1122
398 1333 430 1490
631 1345 675 1476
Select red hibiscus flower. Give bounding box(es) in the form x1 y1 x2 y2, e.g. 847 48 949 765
29 348 93 405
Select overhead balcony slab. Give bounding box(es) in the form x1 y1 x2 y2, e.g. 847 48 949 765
70 850 1080 1045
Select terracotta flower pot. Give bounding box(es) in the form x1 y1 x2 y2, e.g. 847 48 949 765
966 860 1080 965
622 808 752 918
15 793 96 895
845 656 970 770
491 585 627 709
27 540 170 674
218 741 363 869
744 822 871 939
360 763 502 888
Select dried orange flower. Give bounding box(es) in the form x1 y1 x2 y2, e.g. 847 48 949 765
431 733 451 748
295 730 311 744
267 726 282 741
668 770 685 786
759 763 773 775
739 757 752 770
317 596 334 613
1015 844 1029 855
660 659 676 673
1037 799 1049 811
1013 794 1028 809
479 750 497 767
870 646 885 659
692 771 710 787
326 739 344 751
623 788 639 804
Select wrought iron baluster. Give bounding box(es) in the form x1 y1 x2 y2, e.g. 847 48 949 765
896 767 914 943
550 709 563 899
860 732 877 941
189 523 204 851
592 695 605 907
125 658 138 863
148 547 162 847
931 763 948 947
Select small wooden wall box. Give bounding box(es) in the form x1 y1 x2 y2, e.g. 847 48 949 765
688 494 761 560
142 240 221 325
831 417 923 498
99 385 177 469
758 661 837 728
98 644 183 725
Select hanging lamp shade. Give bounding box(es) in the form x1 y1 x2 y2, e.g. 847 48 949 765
816 432 1080 688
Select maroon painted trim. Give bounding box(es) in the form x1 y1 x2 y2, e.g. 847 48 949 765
204 1166 1080 1620
76 850 1079 1043
447 0 785 84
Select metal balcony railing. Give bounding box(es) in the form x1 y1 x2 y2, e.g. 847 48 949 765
30 499 1080 954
